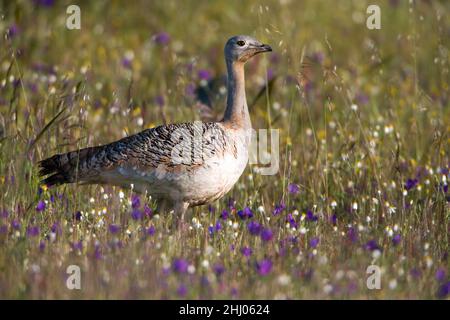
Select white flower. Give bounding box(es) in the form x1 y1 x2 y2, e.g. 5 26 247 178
389 279 397 290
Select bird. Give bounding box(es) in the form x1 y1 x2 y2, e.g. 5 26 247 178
38 35 272 227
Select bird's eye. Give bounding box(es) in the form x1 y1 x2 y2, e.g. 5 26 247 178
236 40 245 46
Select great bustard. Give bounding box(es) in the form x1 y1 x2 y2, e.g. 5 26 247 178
39 35 272 226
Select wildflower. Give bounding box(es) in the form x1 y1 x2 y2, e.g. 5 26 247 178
213 264 225 277
177 284 187 297
237 207 253 219
241 247 252 257
220 209 229 220
256 259 273 276
6 24 20 39
152 32 170 45
260 228 273 242
306 210 318 222
131 194 140 208
215 221 222 232
0 225 7 234
26 226 40 237
131 209 142 220
435 268 446 282
143 204 153 218
365 240 380 251
310 237 320 248
11 219 20 230
437 282 450 299
154 95 165 107
39 240 46 252
36 200 46 212
121 57 132 69
288 183 300 195
272 202 286 216
392 234 401 246
247 220 262 235
108 224 120 234
71 241 83 251
330 214 337 225
172 259 189 273
347 227 358 242
198 69 212 81
286 213 298 228
405 178 418 191
73 211 82 221
146 225 155 236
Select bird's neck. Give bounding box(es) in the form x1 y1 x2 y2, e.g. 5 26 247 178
223 60 251 129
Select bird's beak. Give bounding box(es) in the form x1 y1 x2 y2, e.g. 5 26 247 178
256 43 272 53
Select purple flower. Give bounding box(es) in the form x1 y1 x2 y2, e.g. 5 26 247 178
392 234 401 246
154 95 165 107
146 225 156 236
437 282 450 299
288 183 300 195
237 207 253 220
260 228 273 242
272 202 286 216
6 24 20 39
131 194 140 208
36 200 46 212
172 258 189 273
435 268 446 282
215 221 222 232
241 246 252 257
121 57 132 69
131 209 142 220
247 220 262 235
213 264 225 277
355 92 369 105
410 268 421 278
306 210 318 222
310 237 320 248
256 259 273 276
0 210 8 218
185 83 196 97
405 178 418 191
74 211 82 221
365 240 380 251
39 240 46 252
33 0 55 7
51 222 61 235
220 209 229 220
208 225 215 235
71 241 83 251
198 69 212 81
177 284 188 297
286 213 298 228
143 204 153 218
11 219 20 230
108 224 120 234
27 226 40 237
348 227 358 242
152 32 170 46
0 225 7 234
330 214 337 225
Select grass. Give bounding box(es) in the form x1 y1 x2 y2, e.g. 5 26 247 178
0 0 448 299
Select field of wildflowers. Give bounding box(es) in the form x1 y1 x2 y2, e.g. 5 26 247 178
0 0 448 299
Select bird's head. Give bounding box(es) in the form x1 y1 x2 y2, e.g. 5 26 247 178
225 35 272 63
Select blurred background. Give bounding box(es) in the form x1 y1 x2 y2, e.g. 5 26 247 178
0 0 448 299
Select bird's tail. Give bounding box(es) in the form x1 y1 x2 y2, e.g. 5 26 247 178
38 145 105 186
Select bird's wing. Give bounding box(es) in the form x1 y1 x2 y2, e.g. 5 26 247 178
39 122 229 186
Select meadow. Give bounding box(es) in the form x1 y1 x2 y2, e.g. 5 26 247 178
0 0 448 299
